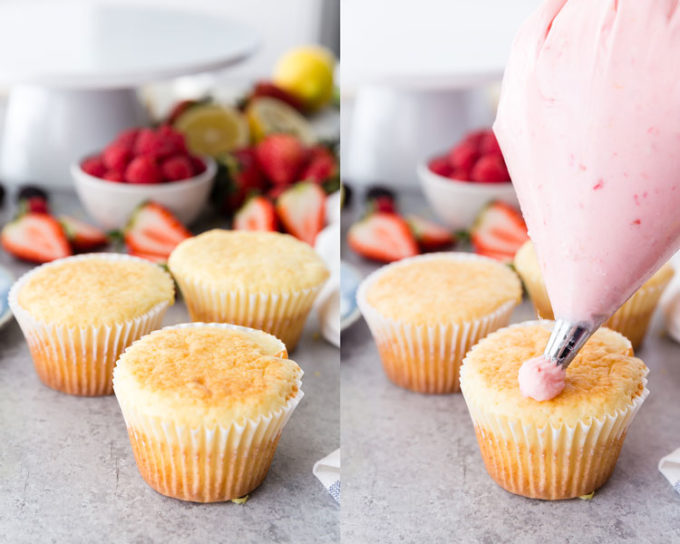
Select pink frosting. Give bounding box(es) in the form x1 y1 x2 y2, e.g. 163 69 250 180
518 356 566 401
495 0 680 328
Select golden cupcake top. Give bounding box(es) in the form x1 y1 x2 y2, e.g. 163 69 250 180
113 325 302 426
17 256 174 326
168 229 329 292
515 240 675 289
362 254 521 324
460 323 648 427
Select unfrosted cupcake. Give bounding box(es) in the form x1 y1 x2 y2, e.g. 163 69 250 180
113 322 303 503
460 321 648 500
168 230 329 350
514 240 674 349
9 254 174 396
357 253 522 394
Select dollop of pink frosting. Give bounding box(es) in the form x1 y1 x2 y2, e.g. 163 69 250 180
518 356 566 401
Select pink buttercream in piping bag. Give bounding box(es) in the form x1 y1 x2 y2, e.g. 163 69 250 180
495 0 680 400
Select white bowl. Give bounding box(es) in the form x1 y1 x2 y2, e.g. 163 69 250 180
72 156 217 230
417 158 519 230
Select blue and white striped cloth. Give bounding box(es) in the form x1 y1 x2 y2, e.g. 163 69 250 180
659 448 680 496
313 449 340 504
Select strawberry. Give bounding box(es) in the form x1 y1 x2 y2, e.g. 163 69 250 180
255 134 305 186
428 156 453 177
81 156 107 178
166 99 200 125
161 155 194 181
348 212 418 263
102 142 132 171
371 196 396 214
234 196 277 232
1 212 71 263
103 169 125 182
470 201 528 263
470 154 510 183
23 197 49 215
276 182 326 245
406 215 455 250
128 249 169 264
124 202 192 259
449 140 478 173
249 81 305 112
125 156 163 184
299 146 337 184
59 215 108 251
223 148 267 210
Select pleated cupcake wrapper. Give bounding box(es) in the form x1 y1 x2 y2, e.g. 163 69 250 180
8 253 172 396
114 322 303 503
174 275 324 350
357 253 520 394
460 321 649 500
520 270 673 349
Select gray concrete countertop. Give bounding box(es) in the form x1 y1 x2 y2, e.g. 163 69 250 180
341 190 680 544
0 191 339 544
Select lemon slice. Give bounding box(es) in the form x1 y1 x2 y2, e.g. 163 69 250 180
174 104 249 156
246 97 316 145
273 46 335 111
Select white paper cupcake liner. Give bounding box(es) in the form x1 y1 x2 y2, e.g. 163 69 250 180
173 275 323 350
460 321 649 500
357 253 520 394
113 322 303 503
9 253 172 396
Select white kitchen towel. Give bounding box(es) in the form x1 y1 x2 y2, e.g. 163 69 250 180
658 448 680 496
313 449 340 503
315 222 341 348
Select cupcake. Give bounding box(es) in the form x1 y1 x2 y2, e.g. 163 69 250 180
357 253 522 394
9 254 174 396
168 230 329 350
113 322 303 502
460 321 649 500
514 240 674 349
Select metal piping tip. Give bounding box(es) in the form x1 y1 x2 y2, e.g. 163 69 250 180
544 319 597 370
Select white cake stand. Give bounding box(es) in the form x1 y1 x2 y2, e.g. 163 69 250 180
0 3 259 188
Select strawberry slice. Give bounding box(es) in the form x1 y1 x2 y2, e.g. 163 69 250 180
1 213 71 263
234 196 277 232
128 249 169 264
348 212 419 263
276 182 326 245
406 215 455 251
470 201 528 263
59 216 108 251
124 202 192 259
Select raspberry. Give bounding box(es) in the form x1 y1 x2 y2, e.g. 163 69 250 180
428 156 453 177
161 155 193 181
449 168 471 181
448 141 479 172
115 128 141 150
26 197 49 214
102 143 132 171
125 156 162 184
103 169 125 182
190 156 205 175
463 130 488 150
134 126 185 159
81 156 106 178
133 128 157 156
470 154 510 183
479 132 502 156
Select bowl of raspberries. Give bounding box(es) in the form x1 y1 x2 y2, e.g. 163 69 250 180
72 125 216 229
418 128 519 230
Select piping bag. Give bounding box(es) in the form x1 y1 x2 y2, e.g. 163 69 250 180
494 0 680 396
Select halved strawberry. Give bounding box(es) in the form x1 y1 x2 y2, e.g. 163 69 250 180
128 249 169 264
59 216 108 251
124 202 192 259
406 215 455 251
348 212 419 263
470 201 528 263
1 213 71 263
234 196 277 232
276 182 326 245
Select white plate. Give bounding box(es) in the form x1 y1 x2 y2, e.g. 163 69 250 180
0 265 14 329
340 261 362 331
